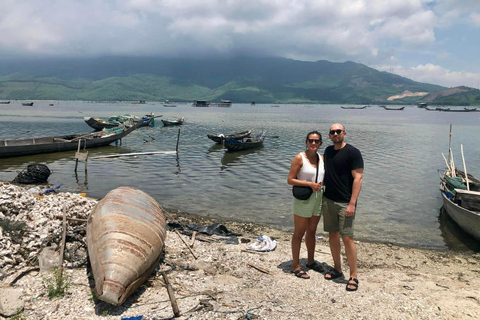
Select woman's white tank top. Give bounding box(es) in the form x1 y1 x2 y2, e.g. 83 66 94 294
296 152 325 183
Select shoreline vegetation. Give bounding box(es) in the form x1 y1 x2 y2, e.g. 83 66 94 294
1 182 480 319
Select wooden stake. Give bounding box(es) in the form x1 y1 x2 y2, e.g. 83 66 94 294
174 229 198 259
162 271 180 317
176 128 181 153
55 215 87 222
247 263 273 275
59 204 67 276
190 231 197 248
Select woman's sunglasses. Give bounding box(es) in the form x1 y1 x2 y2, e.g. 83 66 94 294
307 139 321 144
329 129 343 135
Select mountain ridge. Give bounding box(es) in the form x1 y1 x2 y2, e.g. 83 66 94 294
0 56 478 105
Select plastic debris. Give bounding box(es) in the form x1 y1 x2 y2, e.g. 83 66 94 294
41 184 63 194
245 235 277 252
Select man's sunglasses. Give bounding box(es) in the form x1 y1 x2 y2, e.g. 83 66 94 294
307 139 321 143
329 129 343 135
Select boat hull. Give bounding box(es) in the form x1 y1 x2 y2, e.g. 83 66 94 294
441 191 480 241
207 130 252 144
224 135 265 151
86 187 166 306
0 125 138 158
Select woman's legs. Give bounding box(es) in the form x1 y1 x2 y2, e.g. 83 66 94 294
306 215 321 265
291 214 308 272
292 215 320 271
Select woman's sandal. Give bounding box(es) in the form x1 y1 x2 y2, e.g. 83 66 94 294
306 261 325 273
346 277 359 291
324 268 343 280
293 269 310 279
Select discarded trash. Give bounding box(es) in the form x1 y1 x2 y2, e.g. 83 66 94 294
12 164 51 184
41 184 63 194
121 316 143 320
186 222 241 236
246 235 277 252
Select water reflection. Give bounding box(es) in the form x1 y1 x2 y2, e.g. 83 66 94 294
438 207 480 252
207 143 224 153
221 148 262 168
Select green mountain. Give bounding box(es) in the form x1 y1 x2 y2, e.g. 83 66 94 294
0 56 478 105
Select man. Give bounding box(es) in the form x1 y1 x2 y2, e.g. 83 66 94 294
322 123 364 292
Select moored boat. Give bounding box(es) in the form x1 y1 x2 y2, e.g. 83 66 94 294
439 127 480 241
0 101 10 104
0 123 139 158
207 130 252 144
341 106 367 109
161 117 184 126
22 102 34 106
223 132 266 152
440 169 480 241
84 113 156 131
86 186 166 305
382 106 405 110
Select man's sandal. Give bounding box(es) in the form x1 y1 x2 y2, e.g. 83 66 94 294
346 277 359 291
306 261 325 273
324 268 343 280
293 269 310 279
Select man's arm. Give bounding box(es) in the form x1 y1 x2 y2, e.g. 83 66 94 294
345 168 363 217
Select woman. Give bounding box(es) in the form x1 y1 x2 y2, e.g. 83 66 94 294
287 131 325 279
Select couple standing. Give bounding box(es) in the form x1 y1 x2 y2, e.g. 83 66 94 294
287 123 364 292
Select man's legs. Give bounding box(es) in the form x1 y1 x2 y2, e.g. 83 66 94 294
343 235 358 289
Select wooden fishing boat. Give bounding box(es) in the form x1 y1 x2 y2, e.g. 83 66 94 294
207 130 252 144
84 117 119 130
0 123 139 158
437 107 478 112
439 128 480 241
161 117 184 126
22 102 34 106
84 113 156 131
382 106 405 110
86 186 166 305
341 106 367 109
0 101 10 104
163 104 177 107
223 132 265 152
440 169 480 241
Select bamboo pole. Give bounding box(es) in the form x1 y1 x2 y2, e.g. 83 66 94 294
460 144 470 191
90 151 176 159
176 128 181 153
448 125 455 176
58 204 67 277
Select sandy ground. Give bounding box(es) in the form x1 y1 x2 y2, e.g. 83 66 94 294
2 209 480 320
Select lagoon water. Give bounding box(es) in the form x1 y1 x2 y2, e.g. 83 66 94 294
1 101 480 251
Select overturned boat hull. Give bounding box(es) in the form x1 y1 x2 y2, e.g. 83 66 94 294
86 186 166 305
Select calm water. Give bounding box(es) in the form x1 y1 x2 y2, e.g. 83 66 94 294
1 101 480 251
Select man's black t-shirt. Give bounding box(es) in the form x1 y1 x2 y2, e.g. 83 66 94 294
323 144 363 203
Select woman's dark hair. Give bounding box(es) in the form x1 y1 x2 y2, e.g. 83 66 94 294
305 130 322 142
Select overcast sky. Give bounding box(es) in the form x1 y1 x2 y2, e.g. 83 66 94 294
1 0 480 89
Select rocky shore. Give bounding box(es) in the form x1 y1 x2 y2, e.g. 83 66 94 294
1 181 480 319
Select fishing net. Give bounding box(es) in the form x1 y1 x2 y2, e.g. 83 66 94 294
12 164 52 184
